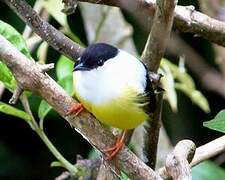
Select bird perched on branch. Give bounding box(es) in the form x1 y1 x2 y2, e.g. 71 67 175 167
68 43 156 160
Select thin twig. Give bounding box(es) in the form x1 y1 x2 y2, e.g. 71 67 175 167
9 84 23 104
55 158 101 180
20 91 78 175
191 135 225 167
0 32 162 180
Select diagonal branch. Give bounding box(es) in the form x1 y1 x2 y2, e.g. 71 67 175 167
0 33 162 179
191 135 225 167
78 0 225 47
3 0 84 61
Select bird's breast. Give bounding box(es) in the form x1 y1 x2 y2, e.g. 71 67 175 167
73 55 149 129
74 73 148 129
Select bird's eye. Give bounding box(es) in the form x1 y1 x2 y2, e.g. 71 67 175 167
97 59 104 66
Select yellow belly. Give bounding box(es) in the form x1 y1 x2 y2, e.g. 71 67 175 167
75 89 148 130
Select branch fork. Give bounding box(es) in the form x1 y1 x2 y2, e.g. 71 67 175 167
158 140 196 179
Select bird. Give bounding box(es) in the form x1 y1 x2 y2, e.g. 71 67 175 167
67 43 156 160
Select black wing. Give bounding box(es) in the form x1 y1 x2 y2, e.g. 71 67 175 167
136 64 156 114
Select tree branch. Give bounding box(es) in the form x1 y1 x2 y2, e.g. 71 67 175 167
158 135 225 179
5 0 225 98
157 140 196 179
141 0 177 72
0 33 162 179
165 140 195 180
140 0 177 169
4 0 84 61
78 0 225 47
191 135 225 167
143 92 163 169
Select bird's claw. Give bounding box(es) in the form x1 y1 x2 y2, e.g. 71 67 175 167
66 103 84 116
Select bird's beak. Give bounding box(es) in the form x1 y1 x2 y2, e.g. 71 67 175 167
74 63 90 71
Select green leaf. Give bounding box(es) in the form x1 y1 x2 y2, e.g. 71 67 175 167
176 83 210 113
0 61 16 90
160 63 177 111
37 41 48 64
0 102 31 122
120 172 130 180
160 58 210 113
0 20 32 59
58 76 74 95
192 161 225 180
56 55 74 80
161 58 195 89
0 20 32 91
38 100 52 121
51 161 64 168
203 110 225 133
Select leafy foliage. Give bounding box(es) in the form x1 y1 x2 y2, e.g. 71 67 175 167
160 61 177 111
38 100 52 122
160 58 210 113
56 55 74 80
0 20 32 91
0 20 32 59
0 20 33 123
192 161 225 180
120 172 130 180
0 61 16 91
0 102 31 122
203 110 225 133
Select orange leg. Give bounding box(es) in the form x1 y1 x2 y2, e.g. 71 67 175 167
103 130 127 160
66 103 84 116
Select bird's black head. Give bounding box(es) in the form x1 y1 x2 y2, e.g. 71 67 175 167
74 43 119 71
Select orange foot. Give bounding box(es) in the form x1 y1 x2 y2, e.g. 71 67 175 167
103 130 127 160
66 103 84 116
